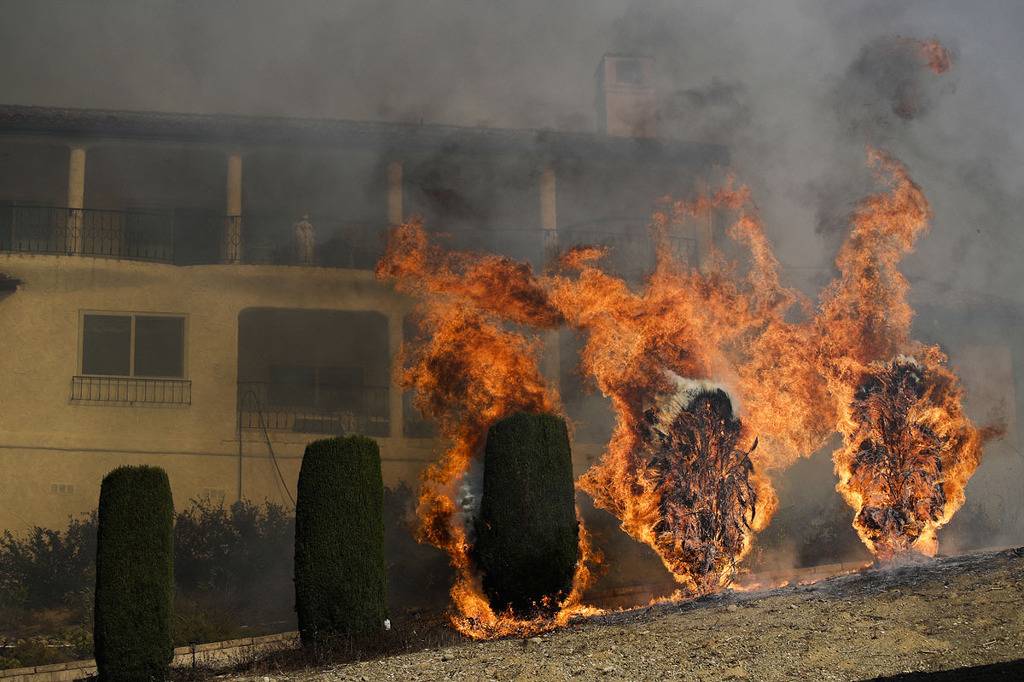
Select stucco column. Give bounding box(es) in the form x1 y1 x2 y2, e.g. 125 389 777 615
387 312 405 440
540 165 557 259
695 206 714 271
539 165 560 393
66 145 87 254
225 151 243 263
387 160 403 226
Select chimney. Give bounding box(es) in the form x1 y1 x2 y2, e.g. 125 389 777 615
595 54 657 138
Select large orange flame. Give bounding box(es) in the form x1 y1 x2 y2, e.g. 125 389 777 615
376 222 598 639
380 185 827 602
377 146 995 631
813 149 992 561
546 184 834 592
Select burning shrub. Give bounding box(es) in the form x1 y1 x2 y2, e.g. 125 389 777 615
817 150 990 561
93 466 174 682
836 356 982 560
294 435 387 646
642 384 761 592
473 413 579 617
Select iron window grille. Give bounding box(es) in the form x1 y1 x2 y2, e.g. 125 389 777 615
71 375 192 405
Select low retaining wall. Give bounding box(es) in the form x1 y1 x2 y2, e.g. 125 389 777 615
3 546 1009 681
0 631 298 682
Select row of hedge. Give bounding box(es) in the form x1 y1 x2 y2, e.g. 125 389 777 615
0 491 439 635
89 413 577 679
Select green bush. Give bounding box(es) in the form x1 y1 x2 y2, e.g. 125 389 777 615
383 483 452 612
2 489 442 653
0 513 96 612
93 466 174 681
173 498 293 622
474 412 579 616
294 435 387 646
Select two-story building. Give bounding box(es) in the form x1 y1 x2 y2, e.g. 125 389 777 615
0 56 730 532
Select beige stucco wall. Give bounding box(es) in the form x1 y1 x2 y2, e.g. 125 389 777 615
0 252 439 532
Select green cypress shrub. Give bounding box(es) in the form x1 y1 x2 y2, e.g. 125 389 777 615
294 435 387 646
94 466 174 682
474 412 579 617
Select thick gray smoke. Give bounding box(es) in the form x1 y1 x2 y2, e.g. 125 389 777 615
0 1 1020 293
1 0 1021 572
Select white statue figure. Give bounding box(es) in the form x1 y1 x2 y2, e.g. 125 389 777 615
293 213 315 264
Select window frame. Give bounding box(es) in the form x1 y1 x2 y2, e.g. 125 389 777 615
78 309 189 380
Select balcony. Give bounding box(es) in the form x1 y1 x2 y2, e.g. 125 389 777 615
241 214 385 269
0 205 697 277
0 205 176 262
237 382 389 437
0 205 389 268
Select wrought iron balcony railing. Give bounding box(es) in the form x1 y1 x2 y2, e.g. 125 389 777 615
419 222 698 276
240 215 385 270
0 205 177 262
0 205 391 269
0 204 698 276
237 382 389 436
71 375 192 405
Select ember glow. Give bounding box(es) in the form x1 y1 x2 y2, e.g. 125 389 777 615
841 356 978 559
907 37 953 74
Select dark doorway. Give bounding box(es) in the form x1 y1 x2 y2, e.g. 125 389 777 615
237 308 390 437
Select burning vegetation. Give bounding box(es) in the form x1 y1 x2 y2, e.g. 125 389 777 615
545 186 805 593
815 150 993 561
374 41 995 637
375 225 597 639
841 356 975 560
641 380 761 593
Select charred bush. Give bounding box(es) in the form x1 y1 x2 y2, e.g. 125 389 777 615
294 436 387 646
641 386 759 592
94 466 174 682
473 412 578 617
848 358 948 556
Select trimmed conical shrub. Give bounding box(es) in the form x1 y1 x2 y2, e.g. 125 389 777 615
94 465 174 682
294 435 387 646
474 412 579 616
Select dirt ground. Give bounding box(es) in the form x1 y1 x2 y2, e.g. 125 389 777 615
226 548 1024 681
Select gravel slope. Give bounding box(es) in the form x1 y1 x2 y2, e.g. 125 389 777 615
229 548 1024 681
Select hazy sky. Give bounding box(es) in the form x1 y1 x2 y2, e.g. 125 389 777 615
1 0 1021 302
